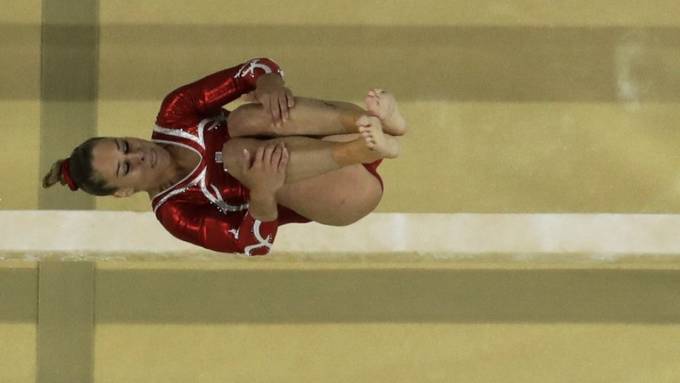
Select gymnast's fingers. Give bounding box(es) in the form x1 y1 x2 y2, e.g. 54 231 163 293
263 143 275 165
271 143 283 167
241 149 251 173
286 88 295 108
278 146 289 172
278 93 289 123
269 95 281 126
260 97 271 123
253 145 265 168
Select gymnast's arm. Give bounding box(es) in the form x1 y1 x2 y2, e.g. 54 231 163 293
156 203 280 256
155 57 285 127
238 142 288 222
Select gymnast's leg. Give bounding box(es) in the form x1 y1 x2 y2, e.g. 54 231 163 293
275 160 383 226
227 90 407 138
271 132 385 225
222 116 398 184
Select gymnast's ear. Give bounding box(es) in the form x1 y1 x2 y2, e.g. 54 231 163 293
113 187 134 198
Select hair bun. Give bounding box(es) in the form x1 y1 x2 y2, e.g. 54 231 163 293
42 160 65 189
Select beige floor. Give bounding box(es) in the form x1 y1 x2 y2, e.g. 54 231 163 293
3 258 680 382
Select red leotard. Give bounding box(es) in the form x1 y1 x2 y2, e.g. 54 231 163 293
151 58 382 255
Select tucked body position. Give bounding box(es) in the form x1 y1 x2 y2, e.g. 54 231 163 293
43 58 408 255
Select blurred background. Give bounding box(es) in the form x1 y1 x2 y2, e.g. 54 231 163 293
2 1 680 382
4 0 680 213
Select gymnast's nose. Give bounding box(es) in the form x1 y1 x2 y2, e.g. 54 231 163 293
126 150 146 165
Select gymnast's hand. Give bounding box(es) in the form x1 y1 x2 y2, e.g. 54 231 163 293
248 73 295 128
240 142 289 221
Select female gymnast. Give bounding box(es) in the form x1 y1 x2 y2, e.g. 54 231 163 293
42 58 407 255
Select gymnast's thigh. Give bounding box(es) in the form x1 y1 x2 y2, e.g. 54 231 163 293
275 164 382 226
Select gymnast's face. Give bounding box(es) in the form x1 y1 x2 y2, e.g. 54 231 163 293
90 137 172 197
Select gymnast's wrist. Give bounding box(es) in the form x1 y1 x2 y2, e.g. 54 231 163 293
255 73 284 89
248 190 278 221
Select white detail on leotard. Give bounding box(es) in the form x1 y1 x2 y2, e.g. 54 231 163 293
196 113 227 146
154 125 201 146
153 114 229 211
243 218 273 256
156 111 226 150
197 169 249 214
235 59 274 79
151 139 203 213
153 186 190 215
153 111 249 214
153 169 248 215
205 111 227 132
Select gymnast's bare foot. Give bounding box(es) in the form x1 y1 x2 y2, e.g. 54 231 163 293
357 115 400 159
364 89 407 136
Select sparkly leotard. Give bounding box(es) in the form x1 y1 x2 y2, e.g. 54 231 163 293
151 58 382 255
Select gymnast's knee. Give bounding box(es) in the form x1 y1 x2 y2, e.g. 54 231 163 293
221 139 248 177
227 104 271 137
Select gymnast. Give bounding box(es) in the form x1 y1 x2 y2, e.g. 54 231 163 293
43 58 407 255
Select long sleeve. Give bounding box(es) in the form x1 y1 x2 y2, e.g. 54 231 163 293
157 202 279 256
156 58 283 127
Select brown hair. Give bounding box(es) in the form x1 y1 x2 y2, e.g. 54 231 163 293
42 137 117 196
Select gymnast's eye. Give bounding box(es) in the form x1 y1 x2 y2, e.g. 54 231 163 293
122 141 130 175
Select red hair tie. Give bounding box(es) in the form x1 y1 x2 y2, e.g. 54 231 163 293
60 159 79 191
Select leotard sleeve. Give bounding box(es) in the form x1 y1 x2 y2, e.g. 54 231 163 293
156 202 279 256
156 57 283 127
